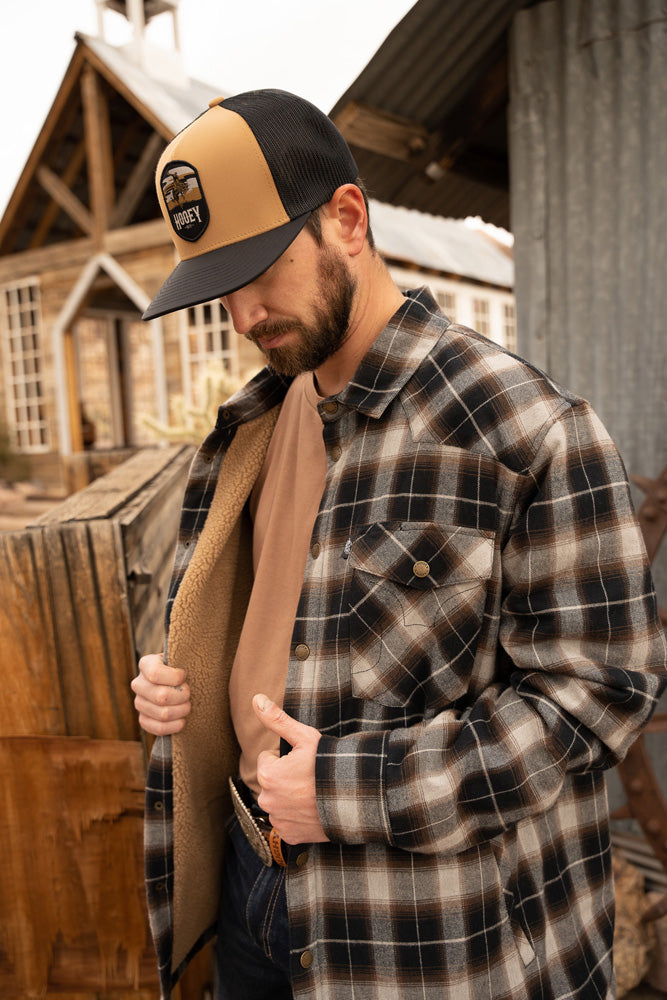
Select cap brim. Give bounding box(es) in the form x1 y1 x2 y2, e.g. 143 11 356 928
143 211 311 321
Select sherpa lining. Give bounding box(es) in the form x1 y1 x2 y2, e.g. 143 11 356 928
168 406 280 973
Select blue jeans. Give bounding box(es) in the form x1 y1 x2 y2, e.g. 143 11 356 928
215 815 293 999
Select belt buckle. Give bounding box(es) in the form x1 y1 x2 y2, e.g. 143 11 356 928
229 777 287 867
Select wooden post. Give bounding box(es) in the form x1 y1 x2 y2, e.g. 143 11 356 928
64 327 84 455
81 63 115 242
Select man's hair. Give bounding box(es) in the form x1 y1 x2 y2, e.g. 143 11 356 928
305 177 376 251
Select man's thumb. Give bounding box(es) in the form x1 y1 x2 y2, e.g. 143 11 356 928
252 694 303 746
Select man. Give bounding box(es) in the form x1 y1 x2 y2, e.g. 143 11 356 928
132 89 666 1000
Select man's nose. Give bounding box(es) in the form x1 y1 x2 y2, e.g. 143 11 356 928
222 288 268 336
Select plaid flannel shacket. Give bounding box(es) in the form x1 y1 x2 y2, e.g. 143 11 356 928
144 288 666 999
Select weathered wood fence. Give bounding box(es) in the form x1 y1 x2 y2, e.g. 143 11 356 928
0 444 214 999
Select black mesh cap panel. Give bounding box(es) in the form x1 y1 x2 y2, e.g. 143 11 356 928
222 89 359 217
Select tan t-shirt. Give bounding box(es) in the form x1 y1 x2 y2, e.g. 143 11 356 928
229 373 327 795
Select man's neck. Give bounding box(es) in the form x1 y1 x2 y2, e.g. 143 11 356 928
314 268 405 397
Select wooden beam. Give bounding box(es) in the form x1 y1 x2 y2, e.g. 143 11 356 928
30 141 88 248
36 164 94 236
81 64 115 240
334 101 433 162
110 132 164 228
0 218 168 284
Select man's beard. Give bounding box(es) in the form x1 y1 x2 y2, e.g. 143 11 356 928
246 245 356 377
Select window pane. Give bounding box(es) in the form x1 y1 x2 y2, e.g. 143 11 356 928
1 279 50 452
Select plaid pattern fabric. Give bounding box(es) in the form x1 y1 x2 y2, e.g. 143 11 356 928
144 288 666 998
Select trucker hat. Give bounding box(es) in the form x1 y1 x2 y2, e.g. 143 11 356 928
143 89 359 320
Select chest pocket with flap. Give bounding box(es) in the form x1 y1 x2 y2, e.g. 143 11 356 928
347 522 494 710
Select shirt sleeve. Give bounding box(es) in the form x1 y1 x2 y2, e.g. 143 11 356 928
315 400 667 854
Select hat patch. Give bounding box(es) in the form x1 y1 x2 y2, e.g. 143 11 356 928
160 160 210 241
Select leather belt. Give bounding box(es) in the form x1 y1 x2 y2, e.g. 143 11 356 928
229 777 287 868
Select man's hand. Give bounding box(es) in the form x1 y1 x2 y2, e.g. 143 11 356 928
131 653 191 735
253 694 329 845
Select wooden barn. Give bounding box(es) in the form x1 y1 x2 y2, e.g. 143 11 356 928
0 0 263 493
0 0 515 495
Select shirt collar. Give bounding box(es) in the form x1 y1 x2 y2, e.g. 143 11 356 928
337 287 448 419
217 287 447 429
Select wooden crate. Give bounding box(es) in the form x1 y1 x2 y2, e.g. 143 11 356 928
0 444 217 999
1 445 193 741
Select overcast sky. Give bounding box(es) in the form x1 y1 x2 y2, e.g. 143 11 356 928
0 0 416 217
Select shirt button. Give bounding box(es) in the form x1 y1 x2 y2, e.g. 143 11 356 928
413 560 430 578
322 401 338 415
300 950 313 969
311 542 321 559
294 643 310 660
330 445 342 461
296 850 309 867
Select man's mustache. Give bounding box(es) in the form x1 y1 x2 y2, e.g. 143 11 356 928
246 318 305 346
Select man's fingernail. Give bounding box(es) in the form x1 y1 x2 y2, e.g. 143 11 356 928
256 694 269 712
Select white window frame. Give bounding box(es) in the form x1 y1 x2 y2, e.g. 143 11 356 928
182 300 239 404
388 266 516 351
1 277 50 452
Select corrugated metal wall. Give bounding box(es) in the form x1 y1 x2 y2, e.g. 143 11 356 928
509 0 667 609
509 0 667 808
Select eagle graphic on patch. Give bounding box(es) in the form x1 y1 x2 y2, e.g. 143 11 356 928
160 160 210 241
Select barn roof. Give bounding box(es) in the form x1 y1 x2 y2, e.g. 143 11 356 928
370 200 513 288
0 32 223 256
330 0 546 229
80 32 220 134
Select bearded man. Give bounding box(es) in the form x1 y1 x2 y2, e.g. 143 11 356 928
132 89 667 1000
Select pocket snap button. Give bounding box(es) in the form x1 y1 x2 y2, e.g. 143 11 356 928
413 560 430 578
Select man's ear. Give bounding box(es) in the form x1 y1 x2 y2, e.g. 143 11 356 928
323 184 367 256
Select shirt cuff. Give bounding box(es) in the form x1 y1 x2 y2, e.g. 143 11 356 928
315 730 392 844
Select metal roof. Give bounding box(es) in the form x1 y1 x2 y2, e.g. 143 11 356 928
330 0 543 229
370 200 513 288
79 32 223 133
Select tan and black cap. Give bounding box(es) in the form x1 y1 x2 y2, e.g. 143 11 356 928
143 89 359 320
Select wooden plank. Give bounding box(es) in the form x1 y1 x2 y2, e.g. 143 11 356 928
334 100 432 161
0 736 159 995
36 164 95 236
34 445 190 525
120 452 191 657
0 219 169 284
85 518 142 740
40 520 137 740
38 522 100 738
0 531 65 737
0 236 96 283
128 522 177 659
